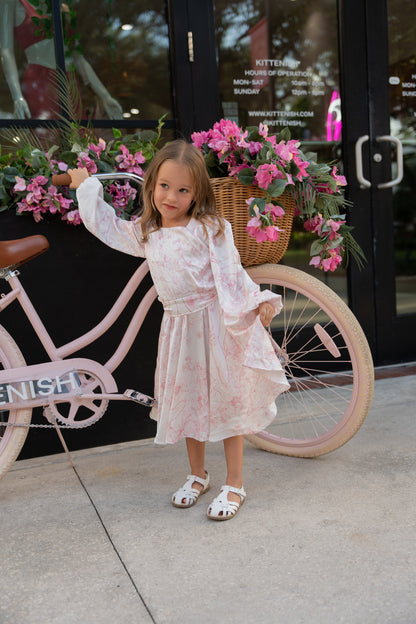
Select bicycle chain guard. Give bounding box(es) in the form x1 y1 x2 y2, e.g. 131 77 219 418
0 358 117 415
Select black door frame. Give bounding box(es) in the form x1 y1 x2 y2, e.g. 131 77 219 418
168 0 220 138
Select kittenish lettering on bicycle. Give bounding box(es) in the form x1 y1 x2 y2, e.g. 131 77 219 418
0 372 80 406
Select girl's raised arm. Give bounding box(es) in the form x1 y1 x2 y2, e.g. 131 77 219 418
74 174 146 258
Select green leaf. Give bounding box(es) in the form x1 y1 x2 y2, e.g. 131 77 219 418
138 130 158 143
327 237 343 250
246 127 262 142
278 127 291 142
310 240 324 256
97 160 113 173
2 166 20 177
266 178 286 197
236 168 255 185
249 197 266 216
58 151 78 166
0 185 8 201
112 128 122 139
205 150 217 169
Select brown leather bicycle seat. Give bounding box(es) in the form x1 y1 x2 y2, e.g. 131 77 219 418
0 235 49 270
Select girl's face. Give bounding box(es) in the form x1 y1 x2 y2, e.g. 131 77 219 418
153 160 195 228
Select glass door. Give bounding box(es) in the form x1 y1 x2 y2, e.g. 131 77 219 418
339 0 416 364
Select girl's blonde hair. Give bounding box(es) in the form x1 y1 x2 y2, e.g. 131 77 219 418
140 140 224 241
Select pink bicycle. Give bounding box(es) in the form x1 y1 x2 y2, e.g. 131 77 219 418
0 172 374 480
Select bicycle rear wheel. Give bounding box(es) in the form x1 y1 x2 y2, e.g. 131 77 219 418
0 325 32 479
246 264 374 457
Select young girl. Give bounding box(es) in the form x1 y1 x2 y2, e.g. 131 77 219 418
69 140 289 521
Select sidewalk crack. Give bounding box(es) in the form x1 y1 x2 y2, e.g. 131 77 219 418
72 464 157 624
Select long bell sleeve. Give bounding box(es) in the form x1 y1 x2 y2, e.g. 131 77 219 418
207 220 287 375
208 220 282 332
76 176 146 257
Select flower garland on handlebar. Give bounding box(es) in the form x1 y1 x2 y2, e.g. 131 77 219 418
0 116 364 272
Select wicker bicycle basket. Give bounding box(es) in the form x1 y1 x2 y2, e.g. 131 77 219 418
210 177 295 267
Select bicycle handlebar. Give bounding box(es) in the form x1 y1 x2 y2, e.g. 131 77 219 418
52 173 72 186
51 172 144 186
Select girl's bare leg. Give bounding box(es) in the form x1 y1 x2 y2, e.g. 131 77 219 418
223 435 244 503
186 438 207 492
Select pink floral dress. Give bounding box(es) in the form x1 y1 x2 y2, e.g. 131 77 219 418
77 177 289 444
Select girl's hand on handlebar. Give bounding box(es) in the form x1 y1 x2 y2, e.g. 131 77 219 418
68 167 90 189
258 302 275 327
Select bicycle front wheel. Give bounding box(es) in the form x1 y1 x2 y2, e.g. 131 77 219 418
246 264 374 457
0 325 32 480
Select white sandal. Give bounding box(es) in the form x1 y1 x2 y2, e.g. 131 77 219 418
207 485 246 521
172 473 210 508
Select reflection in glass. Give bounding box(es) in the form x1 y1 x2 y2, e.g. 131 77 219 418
214 0 340 141
0 0 173 123
388 0 416 315
214 0 347 302
0 0 122 120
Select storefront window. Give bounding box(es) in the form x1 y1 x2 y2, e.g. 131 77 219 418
0 0 173 123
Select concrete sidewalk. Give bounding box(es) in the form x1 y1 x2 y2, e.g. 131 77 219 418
1 373 415 624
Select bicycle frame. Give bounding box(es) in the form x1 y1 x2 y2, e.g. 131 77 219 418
0 173 158 413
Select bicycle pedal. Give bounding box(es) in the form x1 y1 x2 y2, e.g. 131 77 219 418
123 389 156 407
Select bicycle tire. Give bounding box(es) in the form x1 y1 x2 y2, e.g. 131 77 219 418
0 325 32 480
245 264 374 457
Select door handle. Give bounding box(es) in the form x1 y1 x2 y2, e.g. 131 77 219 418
355 135 371 188
376 135 404 189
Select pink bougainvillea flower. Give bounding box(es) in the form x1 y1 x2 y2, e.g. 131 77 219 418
309 256 322 268
258 122 268 138
246 214 262 229
88 138 106 158
77 152 98 174
322 250 343 272
190 129 212 149
28 175 48 187
248 227 269 243
264 225 281 241
265 203 285 220
63 209 82 226
107 182 137 210
207 119 249 156
309 247 343 272
248 141 263 156
55 193 74 212
115 145 145 176
293 155 310 180
246 214 266 242
327 218 346 240
304 214 325 236
13 177 27 192
256 163 279 189
275 140 300 163
331 166 347 186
